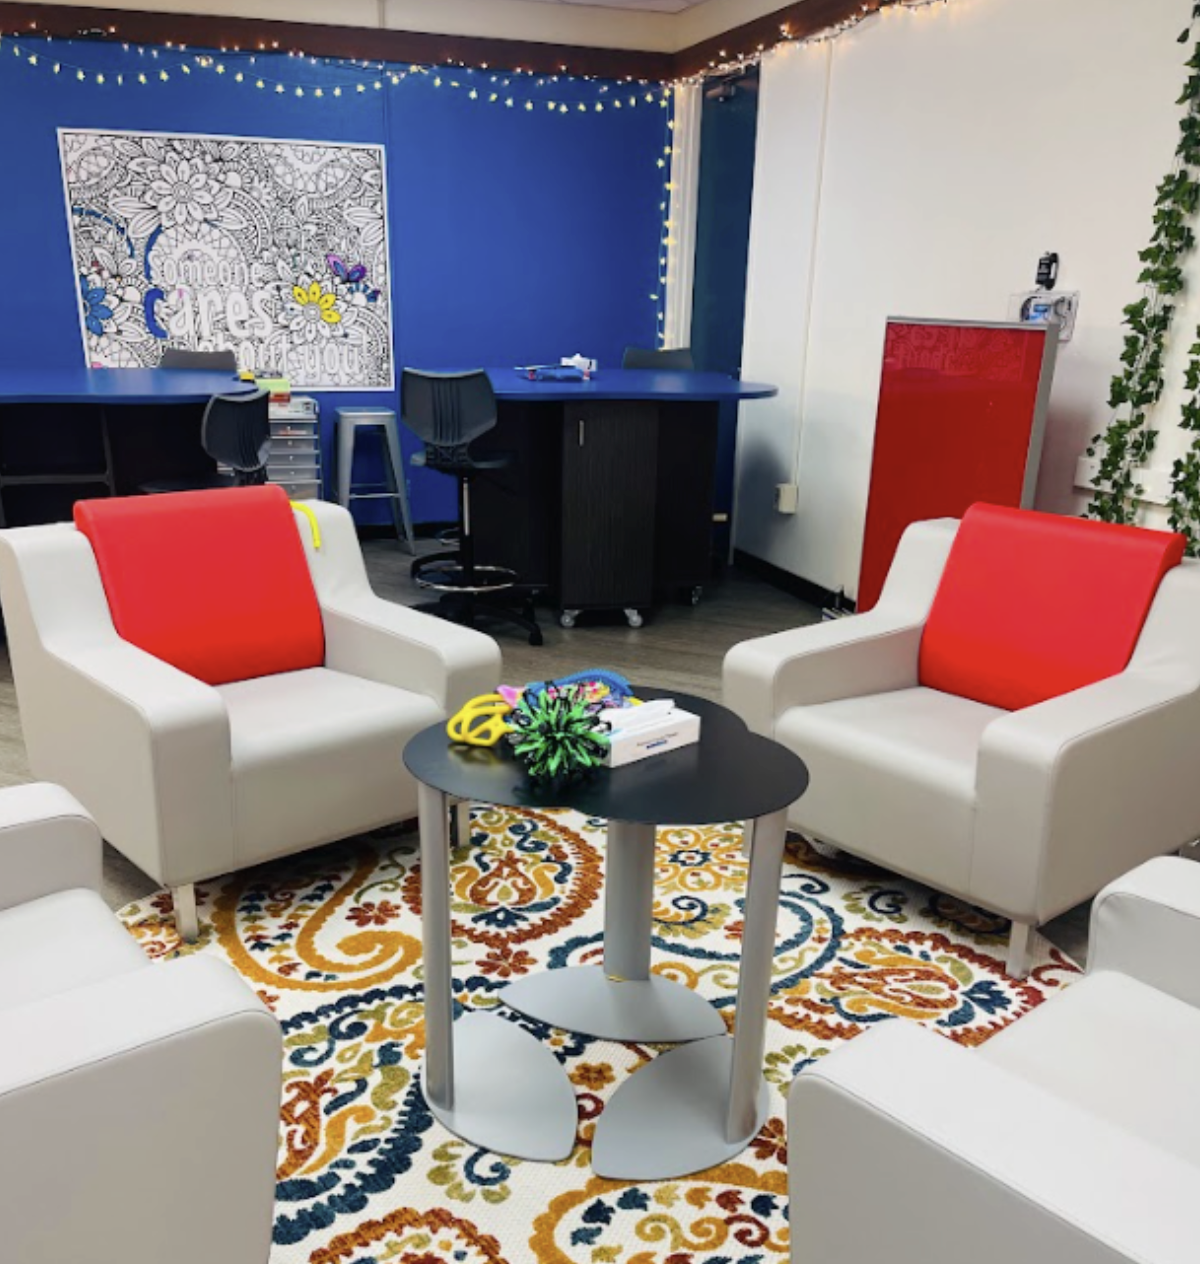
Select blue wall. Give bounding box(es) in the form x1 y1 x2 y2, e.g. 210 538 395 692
0 42 668 522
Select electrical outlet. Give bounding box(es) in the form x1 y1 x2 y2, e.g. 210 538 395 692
775 483 798 515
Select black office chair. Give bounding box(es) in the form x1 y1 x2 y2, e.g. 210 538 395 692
402 369 543 646
159 348 238 371
622 345 696 370
141 389 271 494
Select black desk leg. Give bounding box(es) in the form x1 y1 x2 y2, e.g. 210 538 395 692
654 401 720 603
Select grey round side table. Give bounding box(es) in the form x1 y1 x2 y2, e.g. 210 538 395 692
403 688 809 1179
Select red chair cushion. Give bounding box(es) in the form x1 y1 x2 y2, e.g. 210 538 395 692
75 486 324 686
919 503 1184 711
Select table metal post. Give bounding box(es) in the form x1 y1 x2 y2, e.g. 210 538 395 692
603 820 656 982
419 780 454 1110
725 807 787 1142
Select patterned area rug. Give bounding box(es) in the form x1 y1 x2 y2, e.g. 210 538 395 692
119 808 1080 1263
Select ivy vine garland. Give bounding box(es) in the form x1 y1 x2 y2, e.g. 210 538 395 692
1088 7 1200 550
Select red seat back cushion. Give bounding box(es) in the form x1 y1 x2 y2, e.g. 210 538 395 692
75 486 324 686
919 504 1184 711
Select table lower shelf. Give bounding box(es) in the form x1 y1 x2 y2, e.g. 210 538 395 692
422 1010 576 1162
592 1036 769 1180
502 964 726 1043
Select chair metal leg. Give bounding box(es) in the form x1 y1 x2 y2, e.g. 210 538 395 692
336 417 355 509
172 883 199 943
381 418 416 555
1006 921 1033 979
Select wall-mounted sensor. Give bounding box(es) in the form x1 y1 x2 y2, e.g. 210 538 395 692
1036 251 1059 291
1009 289 1079 342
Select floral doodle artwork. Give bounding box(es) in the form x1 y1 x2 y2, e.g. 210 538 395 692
58 129 393 388
118 808 1079 1263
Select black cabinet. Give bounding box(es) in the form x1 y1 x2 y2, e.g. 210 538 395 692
559 401 657 612
468 396 726 622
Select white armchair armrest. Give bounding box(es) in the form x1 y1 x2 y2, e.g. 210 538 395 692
35 640 234 887
0 783 100 911
296 500 502 714
0 527 234 889
0 956 281 1264
790 1021 1195 1264
973 665 1200 924
1089 857 1200 1008
722 519 957 734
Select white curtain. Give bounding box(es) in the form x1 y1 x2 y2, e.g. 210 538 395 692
662 82 701 350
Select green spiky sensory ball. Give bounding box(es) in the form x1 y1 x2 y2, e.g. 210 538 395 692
506 684 609 788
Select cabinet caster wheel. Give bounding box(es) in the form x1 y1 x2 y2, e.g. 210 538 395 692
624 608 644 629
689 586 703 606
559 610 578 629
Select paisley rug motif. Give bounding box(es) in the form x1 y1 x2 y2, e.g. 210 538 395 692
118 807 1080 1263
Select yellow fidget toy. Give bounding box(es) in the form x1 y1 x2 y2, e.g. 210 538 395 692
447 694 513 747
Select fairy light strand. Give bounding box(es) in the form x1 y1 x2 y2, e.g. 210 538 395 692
0 32 671 108
0 0 957 104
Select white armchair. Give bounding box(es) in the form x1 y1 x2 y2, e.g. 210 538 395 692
723 506 1200 975
787 856 1200 1264
0 489 502 939
0 783 281 1264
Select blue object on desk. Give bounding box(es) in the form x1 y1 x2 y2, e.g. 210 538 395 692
515 365 589 383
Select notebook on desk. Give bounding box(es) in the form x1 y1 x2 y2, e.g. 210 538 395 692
514 365 591 382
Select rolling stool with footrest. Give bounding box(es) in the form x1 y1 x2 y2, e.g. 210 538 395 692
335 407 416 553
402 368 543 647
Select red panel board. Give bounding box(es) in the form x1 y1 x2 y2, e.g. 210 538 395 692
857 320 1054 613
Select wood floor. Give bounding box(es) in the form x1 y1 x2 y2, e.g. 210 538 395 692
0 538 1092 963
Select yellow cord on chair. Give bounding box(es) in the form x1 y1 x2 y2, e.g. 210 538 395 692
290 501 322 550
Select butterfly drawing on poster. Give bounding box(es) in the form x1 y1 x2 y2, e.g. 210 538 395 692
327 253 381 304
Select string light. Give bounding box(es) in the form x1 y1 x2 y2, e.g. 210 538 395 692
0 34 672 112
0 1 952 108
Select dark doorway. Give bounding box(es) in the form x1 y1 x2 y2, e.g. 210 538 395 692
689 67 760 559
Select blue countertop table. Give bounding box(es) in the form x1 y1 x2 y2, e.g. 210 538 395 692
487 368 777 403
0 367 256 405
0 368 259 529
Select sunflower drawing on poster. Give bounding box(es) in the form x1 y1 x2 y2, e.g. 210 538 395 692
58 129 394 389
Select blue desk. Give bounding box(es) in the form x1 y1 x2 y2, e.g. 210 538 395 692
0 367 253 406
487 368 776 404
0 368 257 527
463 369 778 624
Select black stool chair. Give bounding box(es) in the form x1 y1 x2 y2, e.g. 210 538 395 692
403 369 543 646
159 348 238 371
622 345 695 370
141 389 271 493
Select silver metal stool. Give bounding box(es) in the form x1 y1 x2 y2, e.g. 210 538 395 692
335 407 415 553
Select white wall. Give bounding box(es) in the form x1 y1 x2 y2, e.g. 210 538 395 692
738 0 1192 596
